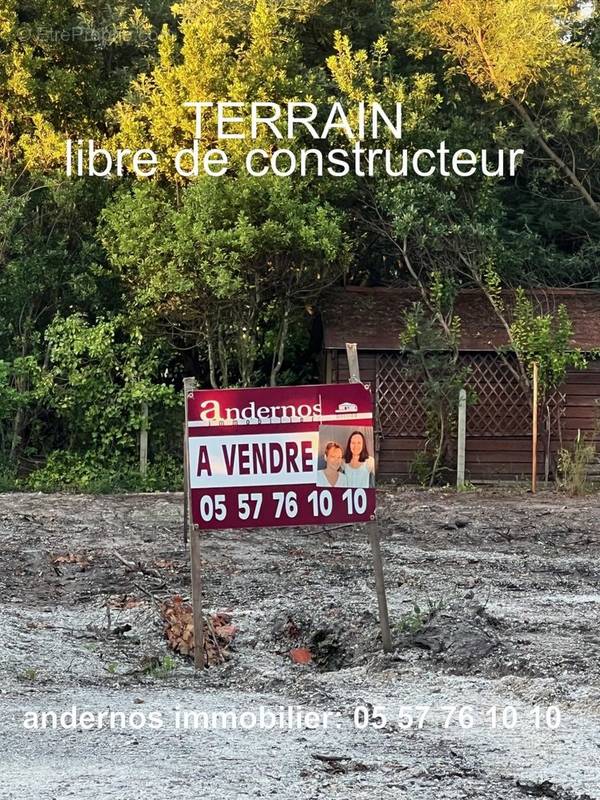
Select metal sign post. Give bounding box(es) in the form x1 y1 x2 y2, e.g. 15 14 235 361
183 377 205 670
345 343 392 653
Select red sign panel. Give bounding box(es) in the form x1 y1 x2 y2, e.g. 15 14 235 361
186 384 376 530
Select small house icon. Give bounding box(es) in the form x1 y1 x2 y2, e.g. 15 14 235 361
335 401 358 414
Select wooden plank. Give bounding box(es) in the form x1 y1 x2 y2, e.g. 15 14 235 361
466 463 534 474
337 368 377 383
379 439 427 451
466 452 542 464
567 362 600 374
324 351 333 384
345 343 361 384
139 401 148 478
567 379 595 388
337 353 377 380
378 462 415 474
564 407 599 419
464 439 532 449
338 352 378 367
564 396 600 406
183 376 205 671
563 426 599 437
344 343 392 655
332 349 339 383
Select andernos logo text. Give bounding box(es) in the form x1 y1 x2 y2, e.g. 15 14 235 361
198 399 322 424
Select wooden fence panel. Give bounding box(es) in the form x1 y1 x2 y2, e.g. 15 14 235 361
329 349 600 479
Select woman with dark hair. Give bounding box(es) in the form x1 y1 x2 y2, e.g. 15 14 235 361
343 431 375 488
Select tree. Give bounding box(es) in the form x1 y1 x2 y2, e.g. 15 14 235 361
100 175 350 386
399 276 469 486
0 0 166 468
395 0 600 219
111 0 327 179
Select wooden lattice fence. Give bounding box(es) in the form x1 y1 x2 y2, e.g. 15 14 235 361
375 352 566 439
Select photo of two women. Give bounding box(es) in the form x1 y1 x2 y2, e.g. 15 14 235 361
315 426 375 489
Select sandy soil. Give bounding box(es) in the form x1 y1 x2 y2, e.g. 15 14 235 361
0 488 599 799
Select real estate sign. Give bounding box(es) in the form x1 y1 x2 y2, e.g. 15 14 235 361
185 383 376 530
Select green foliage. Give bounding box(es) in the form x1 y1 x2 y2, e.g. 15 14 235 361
397 597 444 635
409 448 437 487
100 175 349 387
403 0 576 99
397 0 600 221
0 467 18 492
40 313 178 457
1 0 600 488
401 296 472 486
143 654 177 677
508 288 587 396
26 451 182 493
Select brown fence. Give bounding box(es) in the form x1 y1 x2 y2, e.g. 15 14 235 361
375 352 566 438
328 348 598 480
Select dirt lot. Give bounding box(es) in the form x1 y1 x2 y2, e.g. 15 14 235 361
0 488 599 800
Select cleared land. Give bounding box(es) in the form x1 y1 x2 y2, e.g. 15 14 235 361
0 489 598 799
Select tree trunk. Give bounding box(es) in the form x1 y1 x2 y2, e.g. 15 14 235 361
9 406 23 464
217 324 229 388
270 305 290 387
206 328 218 389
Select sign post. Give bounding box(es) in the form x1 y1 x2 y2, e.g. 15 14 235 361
345 343 392 653
183 377 205 669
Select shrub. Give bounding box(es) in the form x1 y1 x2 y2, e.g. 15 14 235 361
26 451 182 493
557 430 597 496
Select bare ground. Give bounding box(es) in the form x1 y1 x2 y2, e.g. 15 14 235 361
0 488 599 799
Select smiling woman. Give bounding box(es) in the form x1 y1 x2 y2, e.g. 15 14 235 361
342 431 375 489
316 441 348 488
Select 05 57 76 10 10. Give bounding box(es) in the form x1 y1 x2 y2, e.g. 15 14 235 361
190 485 375 530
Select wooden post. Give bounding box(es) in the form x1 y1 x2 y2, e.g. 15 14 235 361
456 388 467 490
531 362 539 494
345 343 393 653
183 421 189 549
345 342 361 383
139 402 148 478
183 377 205 670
